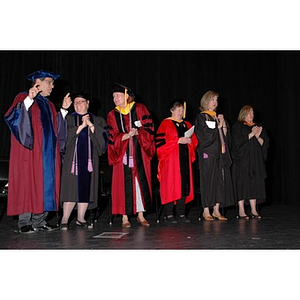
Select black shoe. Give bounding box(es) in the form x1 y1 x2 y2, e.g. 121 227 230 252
164 216 178 224
76 219 93 228
250 212 262 219
177 215 191 223
60 223 69 231
19 225 35 234
36 223 59 232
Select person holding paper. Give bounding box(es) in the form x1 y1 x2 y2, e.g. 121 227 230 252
195 91 235 221
107 83 155 228
156 100 198 223
231 105 269 219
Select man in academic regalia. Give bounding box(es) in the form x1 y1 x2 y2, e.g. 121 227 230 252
4 70 72 234
107 83 155 228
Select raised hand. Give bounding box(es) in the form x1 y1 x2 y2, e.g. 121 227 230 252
217 114 225 128
255 126 263 139
62 93 72 109
28 84 41 100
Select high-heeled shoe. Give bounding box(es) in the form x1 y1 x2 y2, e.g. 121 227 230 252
202 214 214 221
237 214 249 220
60 223 68 230
250 212 261 219
212 213 227 221
76 219 92 228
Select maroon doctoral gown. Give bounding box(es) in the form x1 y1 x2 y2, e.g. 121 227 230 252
107 102 155 215
4 92 65 215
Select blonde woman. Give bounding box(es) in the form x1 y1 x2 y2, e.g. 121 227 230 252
195 91 235 221
231 105 269 219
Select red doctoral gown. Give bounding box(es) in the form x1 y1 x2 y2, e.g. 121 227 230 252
4 93 63 215
107 102 155 215
156 119 198 205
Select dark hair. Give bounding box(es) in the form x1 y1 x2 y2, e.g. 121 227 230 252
170 101 184 112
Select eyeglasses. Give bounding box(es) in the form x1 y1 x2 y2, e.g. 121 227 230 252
74 100 87 105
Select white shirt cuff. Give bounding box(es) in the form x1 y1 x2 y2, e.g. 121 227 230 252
24 96 34 111
60 108 68 119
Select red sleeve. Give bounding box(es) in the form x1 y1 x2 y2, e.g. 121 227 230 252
156 119 179 163
107 110 128 166
135 103 155 159
185 121 198 163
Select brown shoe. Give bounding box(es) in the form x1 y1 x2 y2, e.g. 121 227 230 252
137 217 150 227
212 213 227 221
122 221 131 228
202 214 214 221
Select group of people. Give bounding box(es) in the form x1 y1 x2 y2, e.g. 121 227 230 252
194 91 269 221
156 90 269 224
4 69 269 233
4 70 108 233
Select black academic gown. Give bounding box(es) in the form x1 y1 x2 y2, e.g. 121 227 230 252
231 121 269 204
195 113 235 208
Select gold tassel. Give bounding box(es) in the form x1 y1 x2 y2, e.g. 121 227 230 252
183 101 186 119
124 88 128 107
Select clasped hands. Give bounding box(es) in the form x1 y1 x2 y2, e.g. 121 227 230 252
252 125 262 139
80 114 93 128
122 128 138 141
76 114 94 134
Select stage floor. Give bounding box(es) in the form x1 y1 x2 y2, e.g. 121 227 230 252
0 201 299 250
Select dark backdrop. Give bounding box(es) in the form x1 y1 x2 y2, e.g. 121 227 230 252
0 50 298 204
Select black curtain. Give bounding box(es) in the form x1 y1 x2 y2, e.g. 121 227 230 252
0 50 298 204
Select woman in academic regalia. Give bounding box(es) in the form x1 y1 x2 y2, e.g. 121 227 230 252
194 91 235 221
59 92 108 229
156 100 198 223
231 105 269 219
107 83 155 228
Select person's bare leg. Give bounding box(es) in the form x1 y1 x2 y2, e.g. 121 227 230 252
61 202 76 224
250 199 261 218
77 203 89 223
238 200 247 217
202 207 214 220
212 203 227 220
122 214 131 227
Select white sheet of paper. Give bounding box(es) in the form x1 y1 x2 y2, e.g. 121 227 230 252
184 125 195 138
134 120 142 127
205 120 216 129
